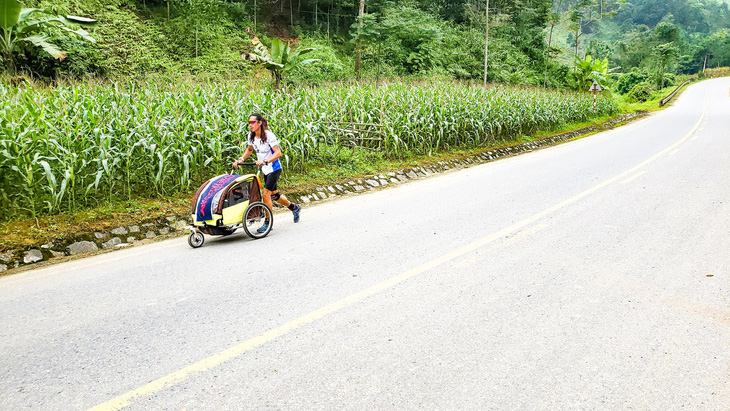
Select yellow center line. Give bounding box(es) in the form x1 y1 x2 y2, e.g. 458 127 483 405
500 223 549 248
89 96 707 411
621 170 646 184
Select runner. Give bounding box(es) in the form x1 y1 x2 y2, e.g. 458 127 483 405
233 113 301 231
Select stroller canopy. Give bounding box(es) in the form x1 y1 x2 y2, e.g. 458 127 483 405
192 174 260 222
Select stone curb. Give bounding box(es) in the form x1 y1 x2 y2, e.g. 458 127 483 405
0 112 645 273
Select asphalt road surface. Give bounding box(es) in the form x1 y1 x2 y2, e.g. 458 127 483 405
1 78 728 410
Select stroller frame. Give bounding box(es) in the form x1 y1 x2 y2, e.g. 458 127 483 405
188 169 273 248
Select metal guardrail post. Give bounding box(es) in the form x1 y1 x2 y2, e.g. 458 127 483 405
659 81 690 107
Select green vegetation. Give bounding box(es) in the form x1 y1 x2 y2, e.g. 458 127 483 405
0 0 97 74
0 80 617 221
241 27 318 88
1 0 729 231
1 0 727 89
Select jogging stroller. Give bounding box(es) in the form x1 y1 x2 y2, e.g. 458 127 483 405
188 167 273 248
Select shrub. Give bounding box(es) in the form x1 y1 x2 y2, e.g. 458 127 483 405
288 35 353 85
626 81 654 102
616 70 649 95
661 73 676 88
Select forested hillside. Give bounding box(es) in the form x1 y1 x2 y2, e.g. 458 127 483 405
5 0 729 87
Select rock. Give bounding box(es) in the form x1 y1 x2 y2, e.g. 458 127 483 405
366 179 379 187
50 250 65 258
111 227 128 236
41 242 54 249
145 231 156 239
23 249 44 264
0 252 12 264
94 232 108 240
165 216 177 222
300 196 310 203
0 264 7 272
354 185 365 191
406 171 418 179
67 241 99 255
159 228 170 235
129 225 140 233
174 220 187 231
379 179 388 186
127 236 138 243
328 186 336 193
103 237 122 248
390 178 399 183
115 243 131 248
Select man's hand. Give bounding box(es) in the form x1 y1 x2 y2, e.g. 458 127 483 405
232 159 241 169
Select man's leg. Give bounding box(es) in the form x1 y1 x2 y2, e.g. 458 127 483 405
270 191 301 223
262 189 274 210
272 191 291 207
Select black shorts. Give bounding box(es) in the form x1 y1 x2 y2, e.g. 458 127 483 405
263 169 281 192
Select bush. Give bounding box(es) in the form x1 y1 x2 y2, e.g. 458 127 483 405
616 69 649 94
661 73 676 87
288 35 354 85
626 81 654 102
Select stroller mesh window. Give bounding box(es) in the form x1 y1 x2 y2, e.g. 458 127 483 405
225 182 250 207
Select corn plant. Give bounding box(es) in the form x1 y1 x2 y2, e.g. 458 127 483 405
0 80 618 222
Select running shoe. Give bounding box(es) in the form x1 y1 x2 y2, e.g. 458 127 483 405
292 205 301 223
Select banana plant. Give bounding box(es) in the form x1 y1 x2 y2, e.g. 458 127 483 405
241 27 319 89
0 0 97 74
572 54 612 92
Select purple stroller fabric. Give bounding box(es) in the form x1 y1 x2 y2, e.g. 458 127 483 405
195 174 239 222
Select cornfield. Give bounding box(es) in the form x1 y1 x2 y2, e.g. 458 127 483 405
0 81 618 221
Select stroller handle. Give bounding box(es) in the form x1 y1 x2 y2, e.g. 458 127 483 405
231 161 261 175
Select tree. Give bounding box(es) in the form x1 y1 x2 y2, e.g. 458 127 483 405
0 0 96 74
241 27 319 89
652 42 678 88
354 0 365 78
483 0 489 86
348 12 381 77
566 0 623 57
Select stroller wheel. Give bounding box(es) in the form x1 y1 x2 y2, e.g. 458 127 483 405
188 231 205 248
243 202 273 239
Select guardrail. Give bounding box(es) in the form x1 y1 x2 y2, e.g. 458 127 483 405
659 80 690 106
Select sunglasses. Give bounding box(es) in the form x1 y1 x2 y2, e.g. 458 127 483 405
248 120 259 125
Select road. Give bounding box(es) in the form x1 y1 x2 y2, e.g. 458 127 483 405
1 78 728 410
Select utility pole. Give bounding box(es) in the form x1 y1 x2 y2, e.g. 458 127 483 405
483 0 489 86
355 0 365 78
